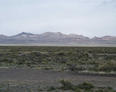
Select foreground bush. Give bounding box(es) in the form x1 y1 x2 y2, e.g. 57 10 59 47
77 82 94 90
59 80 115 92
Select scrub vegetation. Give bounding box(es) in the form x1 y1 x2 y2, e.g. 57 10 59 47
0 46 116 72
0 46 116 92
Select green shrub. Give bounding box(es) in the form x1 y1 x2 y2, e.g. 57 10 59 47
59 80 74 90
77 82 94 90
47 86 56 91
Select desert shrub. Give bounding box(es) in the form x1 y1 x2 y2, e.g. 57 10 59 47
59 80 74 90
67 64 78 71
98 61 116 72
57 52 65 56
95 89 104 92
1 46 116 72
95 87 115 92
47 86 56 91
77 82 94 90
103 87 115 92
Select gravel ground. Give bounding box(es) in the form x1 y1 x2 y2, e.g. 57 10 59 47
0 68 116 89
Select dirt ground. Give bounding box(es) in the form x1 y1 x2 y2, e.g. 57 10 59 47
0 68 116 89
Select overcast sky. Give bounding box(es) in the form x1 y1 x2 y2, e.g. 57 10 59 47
0 0 116 37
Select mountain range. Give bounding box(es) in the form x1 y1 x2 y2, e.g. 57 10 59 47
0 32 116 46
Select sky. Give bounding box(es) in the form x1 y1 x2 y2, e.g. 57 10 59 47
0 0 116 37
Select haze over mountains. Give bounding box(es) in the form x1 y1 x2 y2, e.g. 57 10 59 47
0 32 116 46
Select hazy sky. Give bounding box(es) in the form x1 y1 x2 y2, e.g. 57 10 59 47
0 0 116 37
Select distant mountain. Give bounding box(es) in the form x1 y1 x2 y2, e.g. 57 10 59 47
12 32 34 37
0 32 116 46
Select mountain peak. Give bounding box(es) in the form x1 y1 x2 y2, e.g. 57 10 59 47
17 32 34 36
11 32 35 39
